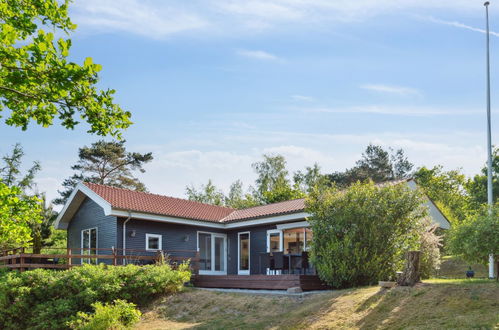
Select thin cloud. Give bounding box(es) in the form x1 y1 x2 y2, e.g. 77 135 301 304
236 49 279 60
360 84 421 96
423 16 499 37
300 105 480 116
73 0 207 39
291 94 315 102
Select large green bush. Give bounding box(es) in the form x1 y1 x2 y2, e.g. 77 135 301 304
306 181 427 288
448 206 499 265
68 299 141 330
0 263 190 330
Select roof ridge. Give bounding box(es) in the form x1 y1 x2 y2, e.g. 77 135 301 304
83 182 235 211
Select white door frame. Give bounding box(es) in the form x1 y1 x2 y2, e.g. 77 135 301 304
81 227 98 265
197 231 227 275
237 231 251 275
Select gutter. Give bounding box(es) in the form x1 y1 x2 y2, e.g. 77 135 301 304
122 211 132 265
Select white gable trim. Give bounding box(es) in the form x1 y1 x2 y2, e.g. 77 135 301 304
54 182 112 229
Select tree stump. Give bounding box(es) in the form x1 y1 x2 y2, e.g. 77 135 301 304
397 251 421 286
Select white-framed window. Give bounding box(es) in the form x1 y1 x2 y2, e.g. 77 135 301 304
145 233 162 251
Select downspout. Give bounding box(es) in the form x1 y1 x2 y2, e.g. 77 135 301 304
122 211 132 265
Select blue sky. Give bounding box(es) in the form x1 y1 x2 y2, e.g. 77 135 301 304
1 0 498 204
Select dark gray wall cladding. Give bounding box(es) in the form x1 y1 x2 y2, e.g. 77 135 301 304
227 224 277 275
116 218 225 259
67 197 117 264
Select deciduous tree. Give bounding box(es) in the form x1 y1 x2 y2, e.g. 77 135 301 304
0 0 131 137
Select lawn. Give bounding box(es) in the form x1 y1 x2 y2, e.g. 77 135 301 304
136 279 499 329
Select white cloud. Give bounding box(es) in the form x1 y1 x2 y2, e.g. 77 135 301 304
299 105 479 116
236 49 279 60
70 0 486 39
291 94 315 102
360 84 421 96
422 16 499 37
72 0 207 39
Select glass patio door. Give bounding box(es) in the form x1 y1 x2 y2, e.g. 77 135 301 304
81 227 97 264
238 232 250 275
198 232 227 275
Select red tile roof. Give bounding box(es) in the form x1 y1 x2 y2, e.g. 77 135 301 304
84 182 306 223
220 199 306 222
84 183 234 222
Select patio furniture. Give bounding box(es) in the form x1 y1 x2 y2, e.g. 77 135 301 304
272 252 289 274
259 252 270 274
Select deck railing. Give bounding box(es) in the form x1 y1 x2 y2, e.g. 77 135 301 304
0 247 200 273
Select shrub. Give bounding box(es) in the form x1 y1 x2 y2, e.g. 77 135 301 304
0 263 191 329
67 299 141 330
419 217 442 279
306 181 427 288
448 206 499 265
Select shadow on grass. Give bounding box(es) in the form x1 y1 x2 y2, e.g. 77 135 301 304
355 280 499 330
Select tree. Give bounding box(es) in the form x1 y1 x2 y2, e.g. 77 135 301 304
252 154 304 204
306 181 426 288
225 180 259 209
0 182 42 250
328 144 414 187
31 193 58 254
414 166 471 223
186 179 226 206
0 0 131 137
293 163 330 194
1 143 40 190
467 146 499 209
55 140 153 205
448 206 499 265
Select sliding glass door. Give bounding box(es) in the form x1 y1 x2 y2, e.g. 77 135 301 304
198 232 227 275
81 227 97 264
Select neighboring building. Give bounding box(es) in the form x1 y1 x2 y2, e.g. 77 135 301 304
54 179 450 275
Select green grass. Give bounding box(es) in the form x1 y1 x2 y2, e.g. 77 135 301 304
136 279 499 329
436 255 489 279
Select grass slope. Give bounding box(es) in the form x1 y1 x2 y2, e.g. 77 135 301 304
136 279 498 329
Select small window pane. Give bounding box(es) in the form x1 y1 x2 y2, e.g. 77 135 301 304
147 235 160 250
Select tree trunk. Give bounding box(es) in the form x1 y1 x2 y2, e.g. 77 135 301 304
397 251 421 286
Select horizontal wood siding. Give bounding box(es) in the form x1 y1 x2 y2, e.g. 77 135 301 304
67 198 117 264
116 218 225 258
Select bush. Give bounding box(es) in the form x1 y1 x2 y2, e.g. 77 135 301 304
419 217 442 279
306 181 427 288
448 206 499 265
68 299 141 330
0 263 191 329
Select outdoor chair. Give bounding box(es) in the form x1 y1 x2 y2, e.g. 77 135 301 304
272 252 289 274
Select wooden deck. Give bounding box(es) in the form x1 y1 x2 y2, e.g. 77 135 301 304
192 274 330 291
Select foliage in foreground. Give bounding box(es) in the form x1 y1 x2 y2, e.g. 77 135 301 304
306 181 434 288
0 263 191 330
448 206 499 265
68 299 141 330
0 0 131 137
0 181 42 250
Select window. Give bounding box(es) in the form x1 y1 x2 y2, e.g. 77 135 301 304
146 234 162 251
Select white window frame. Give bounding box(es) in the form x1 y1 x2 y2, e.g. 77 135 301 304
145 233 162 251
81 227 98 265
196 231 227 275
237 231 251 275
266 229 283 253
